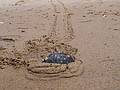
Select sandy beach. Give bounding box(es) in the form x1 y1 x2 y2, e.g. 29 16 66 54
0 0 120 90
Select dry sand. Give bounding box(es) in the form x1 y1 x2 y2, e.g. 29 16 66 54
0 0 120 90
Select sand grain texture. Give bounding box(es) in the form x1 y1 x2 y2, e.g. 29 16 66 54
0 0 120 90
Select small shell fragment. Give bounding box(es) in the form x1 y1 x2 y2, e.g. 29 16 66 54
0 22 4 24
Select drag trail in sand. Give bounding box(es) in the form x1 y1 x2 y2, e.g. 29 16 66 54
0 0 84 82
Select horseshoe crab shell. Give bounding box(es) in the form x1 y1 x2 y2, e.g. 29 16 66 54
42 52 75 64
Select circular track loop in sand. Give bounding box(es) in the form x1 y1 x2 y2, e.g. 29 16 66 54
25 60 83 81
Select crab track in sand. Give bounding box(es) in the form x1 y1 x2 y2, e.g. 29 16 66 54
0 0 83 81
25 60 83 81
24 0 83 81
48 0 75 42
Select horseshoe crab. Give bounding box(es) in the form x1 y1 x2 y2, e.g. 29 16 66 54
42 52 75 64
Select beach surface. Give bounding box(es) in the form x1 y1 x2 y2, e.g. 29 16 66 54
0 0 120 90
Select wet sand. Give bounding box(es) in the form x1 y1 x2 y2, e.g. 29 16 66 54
0 0 120 90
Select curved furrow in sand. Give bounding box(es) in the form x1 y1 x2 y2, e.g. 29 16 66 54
24 36 83 80
48 0 75 42
57 0 75 42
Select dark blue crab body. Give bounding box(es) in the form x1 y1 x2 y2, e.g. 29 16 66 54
42 52 75 64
